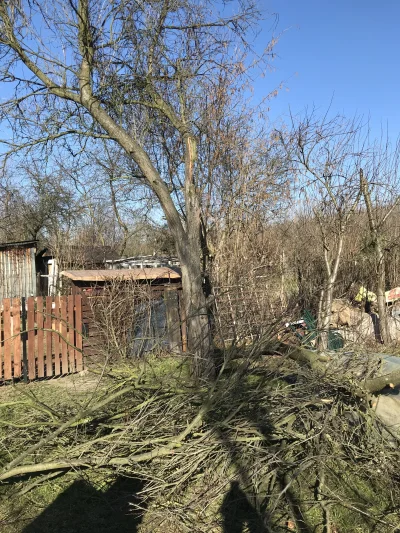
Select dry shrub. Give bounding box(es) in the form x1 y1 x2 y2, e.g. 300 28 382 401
89 279 169 360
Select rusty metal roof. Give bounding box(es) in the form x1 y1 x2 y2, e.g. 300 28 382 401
61 268 181 282
0 240 38 250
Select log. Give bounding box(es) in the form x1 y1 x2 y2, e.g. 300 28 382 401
276 342 400 395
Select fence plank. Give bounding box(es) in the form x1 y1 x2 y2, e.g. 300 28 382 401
12 298 21 378
165 289 181 353
37 297 44 378
3 299 12 380
0 306 2 380
61 297 68 374
75 296 83 371
178 291 187 353
27 297 36 380
45 297 53 377
68 295 75 372
53 297 60 376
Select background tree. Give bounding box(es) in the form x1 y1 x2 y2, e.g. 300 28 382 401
0 164 76 243
278 113 364 349
360 138 400 343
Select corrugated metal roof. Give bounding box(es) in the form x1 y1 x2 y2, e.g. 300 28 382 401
0 240 38 250
61 268 181 282
105 255 179 263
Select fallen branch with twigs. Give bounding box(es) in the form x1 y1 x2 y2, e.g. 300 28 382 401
1 344 400 531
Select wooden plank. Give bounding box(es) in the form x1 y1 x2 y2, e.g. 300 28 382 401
12 298 21 378
36 297 44 378
178 291 187 353
0 307 2 380
68 295 75 372
27 297 36 380
165 288 181 353
45 297 53 377
53 297 60 376
75 295 83 371
61 297 68 374
3 299 12 380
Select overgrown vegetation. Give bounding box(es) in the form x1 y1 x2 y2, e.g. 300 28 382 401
1 345 400 532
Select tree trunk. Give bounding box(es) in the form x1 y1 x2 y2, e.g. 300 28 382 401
318 279 334 351
376 247 390 344
317 288 326 349
179 257 213 379
176 187 214 380
75 98 215 377
360 169 390 344
317 235 343 351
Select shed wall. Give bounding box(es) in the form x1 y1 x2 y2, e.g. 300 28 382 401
0 246 37 299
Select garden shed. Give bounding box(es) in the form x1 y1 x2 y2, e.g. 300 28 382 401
60 268 185 355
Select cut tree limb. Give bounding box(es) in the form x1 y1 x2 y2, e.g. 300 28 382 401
0 398 209 482
276 342 400 394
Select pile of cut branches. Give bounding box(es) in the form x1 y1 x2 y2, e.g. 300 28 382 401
1 351 400 532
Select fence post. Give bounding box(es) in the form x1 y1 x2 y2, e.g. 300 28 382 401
21 296 28 383
178 290 187 353
164 287 182 353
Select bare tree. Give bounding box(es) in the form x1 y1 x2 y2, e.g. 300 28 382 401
360 137 400 344
0 163 76 243
0 0 277 377
278 112 364 349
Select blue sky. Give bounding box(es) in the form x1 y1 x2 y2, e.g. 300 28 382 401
1 0 398 145
255 0 400 140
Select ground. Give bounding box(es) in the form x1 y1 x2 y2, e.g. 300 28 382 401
0 372 124 533
1 354 400 533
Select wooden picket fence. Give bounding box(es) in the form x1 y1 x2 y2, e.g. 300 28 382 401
0 295 83 381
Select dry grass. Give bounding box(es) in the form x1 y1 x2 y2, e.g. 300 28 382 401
1 350 400 533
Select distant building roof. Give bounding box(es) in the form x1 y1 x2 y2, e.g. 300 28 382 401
105 255 179 263
105 255 180 268
61 268 181 282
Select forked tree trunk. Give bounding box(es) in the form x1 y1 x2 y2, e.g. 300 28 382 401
317 236 343 351
176 163 214 379
77 97 215 378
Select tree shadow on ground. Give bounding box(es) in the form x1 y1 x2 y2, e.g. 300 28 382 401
221 480 267 533
212 360 314 533
23 476 143 533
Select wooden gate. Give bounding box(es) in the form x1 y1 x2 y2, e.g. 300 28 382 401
1 295 83 381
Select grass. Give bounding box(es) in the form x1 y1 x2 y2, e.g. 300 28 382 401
0 372 120 532
1 354 400 533
0 355 193 533
1 471 143 533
